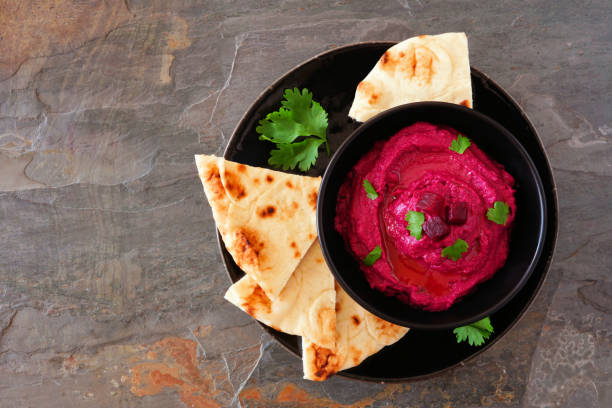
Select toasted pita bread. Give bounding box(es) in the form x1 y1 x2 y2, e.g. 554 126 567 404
302 284 409 381
195 155 321 298
224 239 335 349
348 32 472 122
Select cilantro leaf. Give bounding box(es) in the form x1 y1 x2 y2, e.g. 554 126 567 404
441 238 469 261
280 88 314 120
453 317 494 346
486 201 510 225
257 88 329 171
362 179 378 200
405 211 425 240
268 138 324 172
362 245 382 266
450 133 471 154
256 109 309 144
305 101 328 139
281 89 327 139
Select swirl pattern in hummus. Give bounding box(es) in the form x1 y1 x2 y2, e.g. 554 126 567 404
335 122 516 311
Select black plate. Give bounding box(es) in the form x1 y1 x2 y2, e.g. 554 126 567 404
219 42 558 382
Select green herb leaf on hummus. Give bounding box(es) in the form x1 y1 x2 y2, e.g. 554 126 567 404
486 201 510 225
449 133 471 154
453 317 494 346
362 245 382 266
256 88 329 171
362 179 379 200
405 211 425 240
441 238 469 261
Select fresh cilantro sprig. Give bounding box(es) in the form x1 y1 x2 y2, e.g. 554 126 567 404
453 317 494 346
268 138 324 171
256 88 329 171
486 201 510 225
405 211 425 240
362 245 382 266
441 238 469 261
450 134 471 154
363 179 378 200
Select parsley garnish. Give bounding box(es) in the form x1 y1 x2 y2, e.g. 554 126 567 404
362 245 382 266
449 134 471 154
256 88 329 171
405 211 425 240
362 179 378 200
441 238 469 261
453 317 494 346
486 201 510 225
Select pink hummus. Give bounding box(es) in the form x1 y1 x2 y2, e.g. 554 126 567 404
335 122 516 311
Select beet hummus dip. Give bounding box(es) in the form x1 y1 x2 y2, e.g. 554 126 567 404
335 122 516 311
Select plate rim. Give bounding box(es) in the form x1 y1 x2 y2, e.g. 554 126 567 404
217 41 559 383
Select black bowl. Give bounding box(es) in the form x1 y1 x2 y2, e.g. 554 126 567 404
317 102 547 330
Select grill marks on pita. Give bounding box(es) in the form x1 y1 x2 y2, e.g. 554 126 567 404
224 240 336 350
243 285 272 316
195 155 321 299
379 45 435 85
302 285 409 381
302 340 341 381
348 32 473 122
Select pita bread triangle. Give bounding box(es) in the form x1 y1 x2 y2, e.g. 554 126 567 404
195 154 321 298
302 283 409 381
224 239 335 349
349 32 473 122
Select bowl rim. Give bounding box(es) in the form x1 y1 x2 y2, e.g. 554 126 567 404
317 101 548 330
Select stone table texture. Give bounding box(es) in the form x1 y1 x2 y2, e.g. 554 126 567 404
0 1 610 407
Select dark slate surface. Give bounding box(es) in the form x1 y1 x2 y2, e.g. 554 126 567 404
0 1 610 407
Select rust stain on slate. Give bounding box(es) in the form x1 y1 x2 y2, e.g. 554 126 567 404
129 337 221 408
0 0 130 80
241 382 411 407
165 16 191 51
